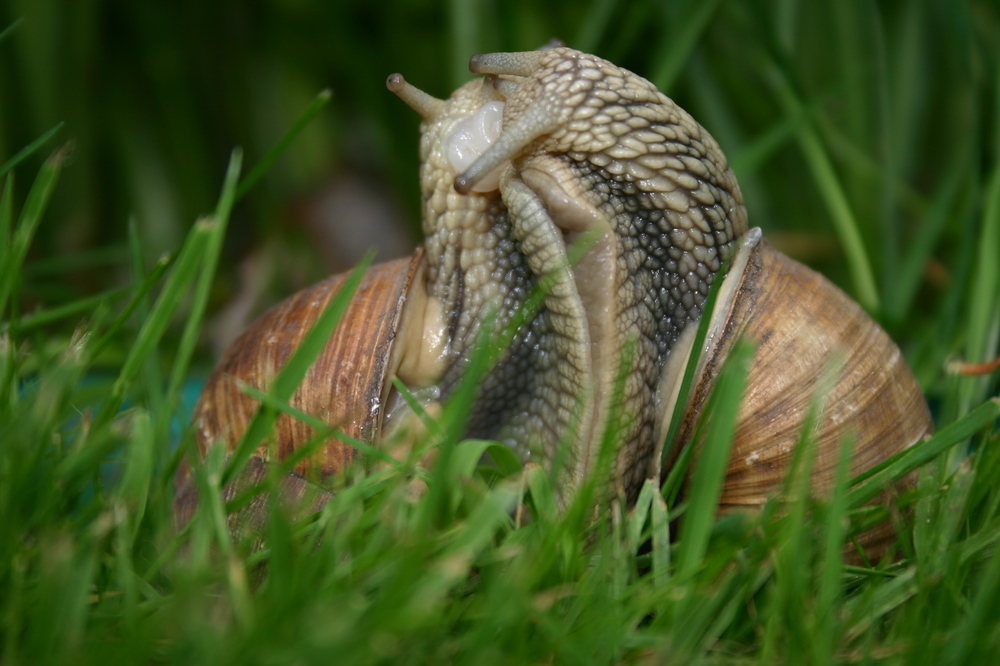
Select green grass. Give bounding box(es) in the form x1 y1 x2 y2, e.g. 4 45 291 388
2 1 1000 664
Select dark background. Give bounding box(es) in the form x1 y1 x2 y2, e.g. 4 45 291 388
1 0 996 386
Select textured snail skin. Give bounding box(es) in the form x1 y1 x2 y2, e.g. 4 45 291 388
402 47 748 500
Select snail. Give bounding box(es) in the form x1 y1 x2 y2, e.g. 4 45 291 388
179 47 933 556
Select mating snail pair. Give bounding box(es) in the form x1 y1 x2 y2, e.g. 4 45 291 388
182 47 933 556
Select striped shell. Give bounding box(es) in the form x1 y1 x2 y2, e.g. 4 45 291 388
655 231 932 556
191 250 424 478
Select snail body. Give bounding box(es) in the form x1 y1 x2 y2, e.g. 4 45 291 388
186 48 932 555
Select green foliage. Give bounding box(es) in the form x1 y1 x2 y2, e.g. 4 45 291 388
1 1 1000 664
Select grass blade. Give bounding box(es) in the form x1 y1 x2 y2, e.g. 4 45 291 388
0 123 64 181
650 486 670 586
22 244 128 278
661 230 750 505
648 0 723 94
815 434 853 663
770 70 881 313
574 0 620 53
627 479 655 553
449 0 482 89
0 175 12 249
673 338 753 583
235 92 330 202
887 147 969 323
12 285 130 332
0 148 65 319
87 251 173 360
236 381 400 468
222 251 374 486
91 219 213 432
946 536 1000 663
963 154 1000 403
526 463 559 524
847 398 1000 509
164 149 242 424
0 18 23 45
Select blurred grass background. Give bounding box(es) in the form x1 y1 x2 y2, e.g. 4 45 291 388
2 2 1000 664
2 0 997 397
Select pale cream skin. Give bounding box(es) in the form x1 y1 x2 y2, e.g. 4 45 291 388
444 100 507 193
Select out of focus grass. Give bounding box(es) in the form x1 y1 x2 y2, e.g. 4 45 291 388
1 1 999 663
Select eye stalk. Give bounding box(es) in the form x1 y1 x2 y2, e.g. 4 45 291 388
490 77 520 99
386 73 446 120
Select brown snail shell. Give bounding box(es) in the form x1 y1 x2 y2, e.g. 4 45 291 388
191 249 426 479
654 229 931 555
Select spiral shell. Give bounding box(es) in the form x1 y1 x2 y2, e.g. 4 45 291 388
655 231 932 555
192 250 425 478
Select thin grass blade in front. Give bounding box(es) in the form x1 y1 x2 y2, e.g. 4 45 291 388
673 337 753 584
223 250 374 485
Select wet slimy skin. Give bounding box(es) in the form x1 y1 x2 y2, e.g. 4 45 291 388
444 100 506 192
388 47 747 502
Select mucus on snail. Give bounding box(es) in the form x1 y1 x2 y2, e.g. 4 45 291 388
179 47 933 557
